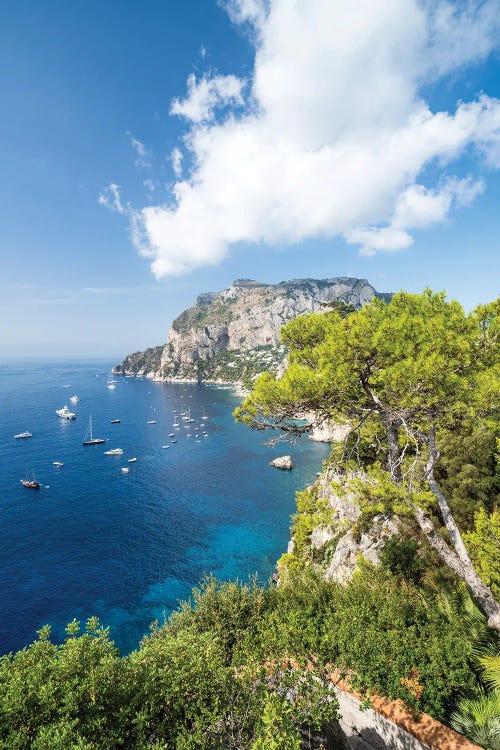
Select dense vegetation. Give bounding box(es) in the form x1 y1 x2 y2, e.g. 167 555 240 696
197 344 287 384
0 567 490 749
235 290 500 747
236 290 500 628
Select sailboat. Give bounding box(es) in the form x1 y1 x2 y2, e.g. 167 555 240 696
106 374 116 390
20 470 40 489
82 416 106 446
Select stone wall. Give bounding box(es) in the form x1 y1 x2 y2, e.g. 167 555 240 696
330 677 481 750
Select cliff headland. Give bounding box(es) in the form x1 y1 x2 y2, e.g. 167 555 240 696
114 277 391 385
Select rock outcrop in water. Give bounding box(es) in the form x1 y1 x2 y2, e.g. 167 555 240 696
114 277 391 383
270 456 293 470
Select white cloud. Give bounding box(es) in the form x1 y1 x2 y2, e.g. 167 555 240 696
393 178 485 229
220 0 268 30
98 183 125 213
170 73 245 123
127 131 152 168
111 0 500 276
170 147 183 177
348 176 485 255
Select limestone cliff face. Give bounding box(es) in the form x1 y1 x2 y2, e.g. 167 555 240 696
116 277 389 382
281 469 399 585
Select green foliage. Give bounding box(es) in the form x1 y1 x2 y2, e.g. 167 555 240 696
319 568 476 719
318 300 356 318
465 508 500 599
0 569 483 747
0 618 127 749
251 695 301 749
235 290 499 511
194 345 286 384
451 637 500 749
435 421 499 528
451 690 500 750
380 537 426 584
237 290 499 429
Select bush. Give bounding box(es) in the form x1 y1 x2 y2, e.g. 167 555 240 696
380 537 427 583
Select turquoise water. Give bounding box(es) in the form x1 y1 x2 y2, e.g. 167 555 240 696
0 360 330 654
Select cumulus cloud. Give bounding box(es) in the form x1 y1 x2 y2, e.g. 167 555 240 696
127 131 152 168
170 73 245 123
105 0 500 277
349 177 485 255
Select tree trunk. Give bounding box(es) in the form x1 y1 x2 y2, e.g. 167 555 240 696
427 476 473 565
414 507 500 632
384 420 402 483
424 426 473 565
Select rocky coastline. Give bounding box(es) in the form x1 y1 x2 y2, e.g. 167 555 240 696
114 276 391 385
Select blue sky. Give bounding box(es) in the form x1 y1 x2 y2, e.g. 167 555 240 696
0 0 499 358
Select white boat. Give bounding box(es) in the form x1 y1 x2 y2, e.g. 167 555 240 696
82 416 106 446
162 445 170 449
14 431 32 439
56 405 77 420
69 395 80 404
171 439 177 443
121 467 130 473
127 457 137 463
106 374 117 390
169 433 175 437
147 420 157 424
104 448 123 455
53 461 64 467
172 423 180 427
20 470 40 489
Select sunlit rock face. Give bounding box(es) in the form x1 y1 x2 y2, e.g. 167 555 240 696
116 277 389 383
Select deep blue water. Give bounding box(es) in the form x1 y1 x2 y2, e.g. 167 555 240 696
0 360 330 655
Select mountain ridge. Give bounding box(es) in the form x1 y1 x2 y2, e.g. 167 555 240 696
114 276 391 383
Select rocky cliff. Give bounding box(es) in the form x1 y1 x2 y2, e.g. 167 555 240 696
115 277 390 383
279 467 399 585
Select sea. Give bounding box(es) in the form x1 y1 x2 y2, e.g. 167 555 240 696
0 360 330 655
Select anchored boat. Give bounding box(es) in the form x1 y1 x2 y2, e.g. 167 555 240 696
82 416 106 446
56 405 77 420
20 470 40 489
